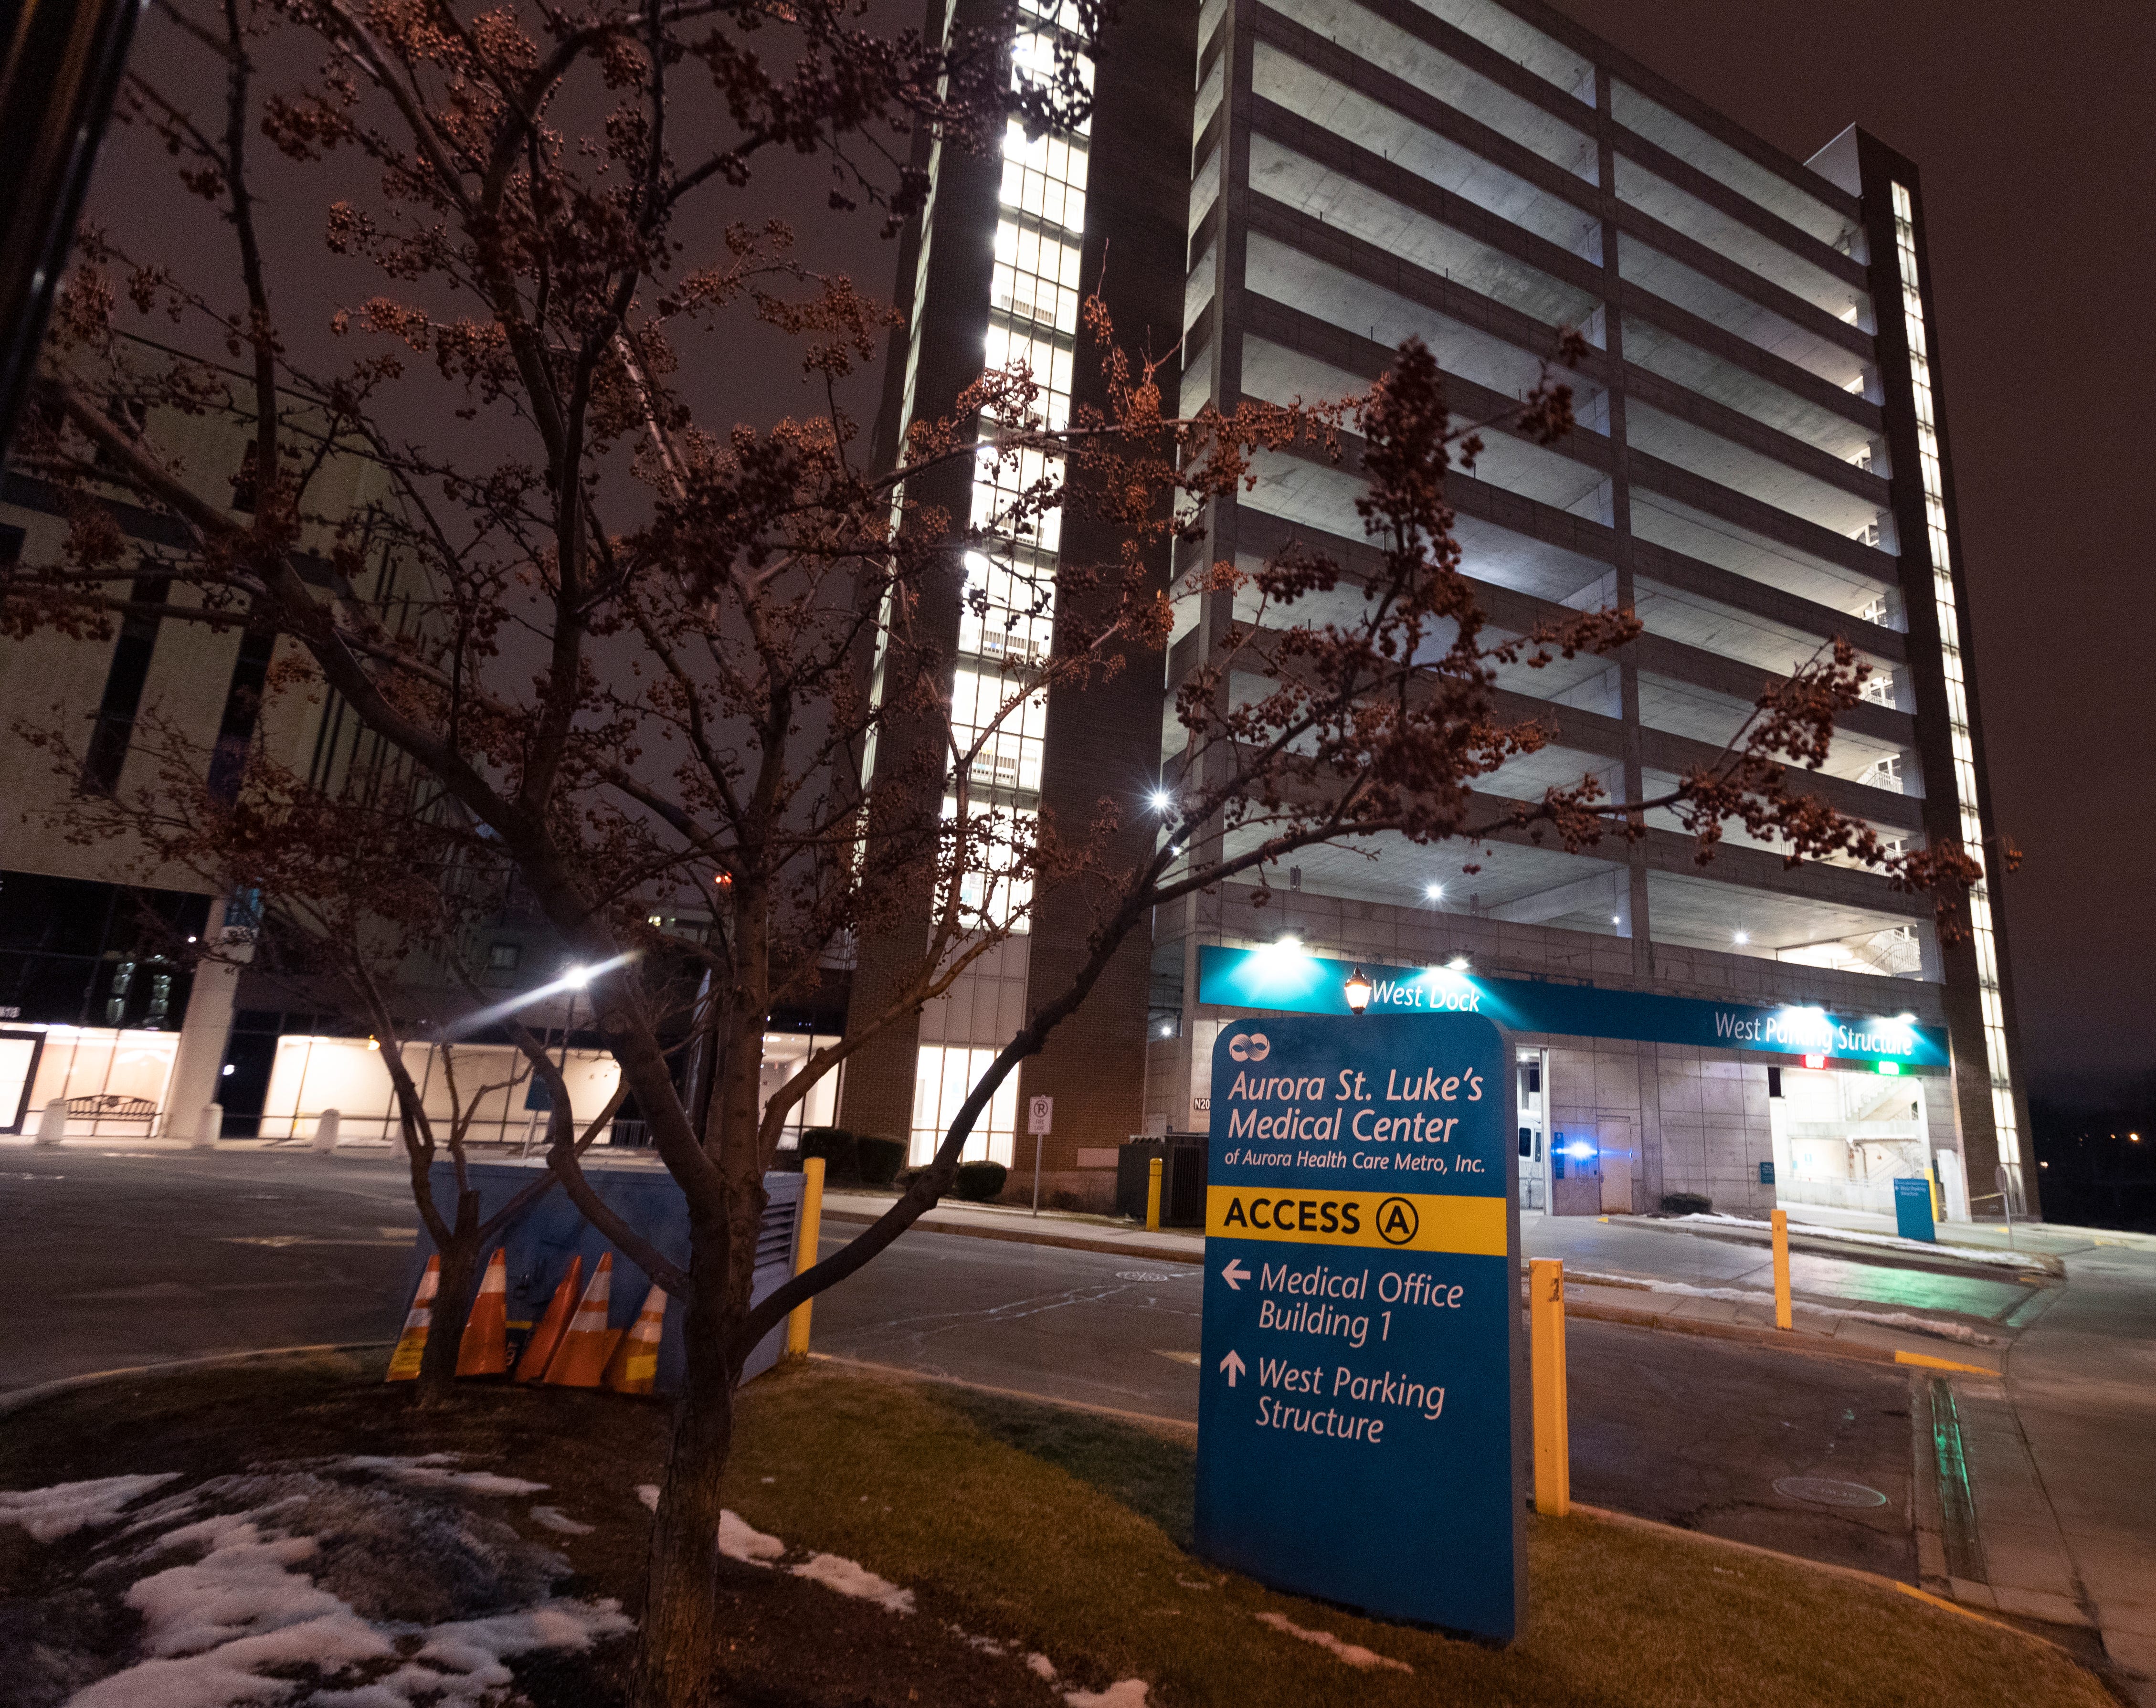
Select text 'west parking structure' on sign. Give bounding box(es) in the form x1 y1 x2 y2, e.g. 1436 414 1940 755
1195 1012 1525 1640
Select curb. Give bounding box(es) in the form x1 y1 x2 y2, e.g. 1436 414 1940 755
822 1208 1203 1266
0 1341 396 1418
831 1212 2006 1371
804 1351 1198 1436
1566 1502 2080 1660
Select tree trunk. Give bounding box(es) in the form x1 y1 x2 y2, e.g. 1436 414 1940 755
414 1192 482 1405
633 1213 741 1708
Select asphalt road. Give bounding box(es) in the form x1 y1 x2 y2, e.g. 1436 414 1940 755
0 1147 416 1392
3 1147 1914 1581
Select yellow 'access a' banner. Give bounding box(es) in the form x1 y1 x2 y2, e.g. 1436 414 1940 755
1204 1186 1506 1255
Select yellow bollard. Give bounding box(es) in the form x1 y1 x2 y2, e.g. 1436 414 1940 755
1771 1207 1792 1331
1530 1258 1569 1516
1145 1156 1164 1232
785 1157 826 1358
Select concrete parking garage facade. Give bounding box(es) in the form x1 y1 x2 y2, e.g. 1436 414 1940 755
842 0 2033 1223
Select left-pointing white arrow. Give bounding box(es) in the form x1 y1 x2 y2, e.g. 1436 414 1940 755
1221 1258 1250 1291
1219 1348 1246 1388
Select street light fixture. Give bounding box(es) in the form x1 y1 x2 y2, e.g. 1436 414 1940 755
1343 967 1373 1015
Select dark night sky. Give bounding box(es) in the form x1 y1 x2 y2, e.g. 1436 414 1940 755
80 0 2154 1098
1543 0 2156 1096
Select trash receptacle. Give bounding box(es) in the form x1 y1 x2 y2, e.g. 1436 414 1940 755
1115 1134 1207 1226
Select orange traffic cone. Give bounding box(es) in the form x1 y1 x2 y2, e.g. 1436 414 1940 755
514 1255 584 1383
542 1253 621 1388
604 1284 668 1394
385 1255 440 1382
456 1249 510 1377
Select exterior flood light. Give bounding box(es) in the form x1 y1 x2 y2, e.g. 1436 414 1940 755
1446 956 1471 972
1343 967 1373 1015
563 964 593 988
1733 930 1750 946
1425 883 1444 900
1149 789 1173 811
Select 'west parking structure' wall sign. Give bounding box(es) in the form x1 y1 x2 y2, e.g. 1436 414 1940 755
1194 1012 1525 1640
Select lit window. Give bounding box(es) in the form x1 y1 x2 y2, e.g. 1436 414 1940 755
910 1045 1019 1167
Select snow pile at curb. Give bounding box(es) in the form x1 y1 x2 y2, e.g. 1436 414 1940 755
0 1473 181 1542
1567 1269 2005 1346
1679 1213 2054 1273
1254 1611 1412 1673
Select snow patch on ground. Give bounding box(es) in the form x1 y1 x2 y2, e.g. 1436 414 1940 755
1062 1682 1149 1708
32 1471 624 1708
0 1472 180 1542
1679 1212 2050 1272
1026 1653 1057 1681
720 1511 785 1566
635 1484 660 1512
1254 1611 1412 1673
790 1552 915 1614
526 1507 593 1537
338 1456 548 1497
71 1613 396 1708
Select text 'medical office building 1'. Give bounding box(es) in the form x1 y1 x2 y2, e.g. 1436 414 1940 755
840 0 2035 1224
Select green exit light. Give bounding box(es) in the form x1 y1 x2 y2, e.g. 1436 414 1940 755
1875 1060 1902 1076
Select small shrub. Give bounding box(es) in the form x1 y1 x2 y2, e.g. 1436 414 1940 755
953 1160 1009 1202
1660 1191 1713 1216
799 1128 857 1181
854 1135 906 1187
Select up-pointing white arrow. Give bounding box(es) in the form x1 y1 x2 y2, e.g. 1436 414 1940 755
1220 1258 1250 1291
1219 1349 1246 1388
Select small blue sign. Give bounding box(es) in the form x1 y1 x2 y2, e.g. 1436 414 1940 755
1198 944 1948 1069
1195 1013 1524 1640
1893 1175 1936 1242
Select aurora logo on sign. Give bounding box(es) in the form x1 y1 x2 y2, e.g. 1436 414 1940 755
1198 946 1949 1069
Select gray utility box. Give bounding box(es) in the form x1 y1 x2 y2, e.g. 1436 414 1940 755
1115 1134 1207 1227
399 1161 803 1391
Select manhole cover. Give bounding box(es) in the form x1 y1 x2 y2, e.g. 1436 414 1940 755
1773 1476 1888 1509
1117 1270 1187 1282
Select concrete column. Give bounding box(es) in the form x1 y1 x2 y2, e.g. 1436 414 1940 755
160 896 251 1139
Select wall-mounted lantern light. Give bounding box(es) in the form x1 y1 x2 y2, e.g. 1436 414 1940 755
1343 967 1373 1015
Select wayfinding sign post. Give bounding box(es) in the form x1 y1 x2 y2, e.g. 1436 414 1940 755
1194 1012 1524 1639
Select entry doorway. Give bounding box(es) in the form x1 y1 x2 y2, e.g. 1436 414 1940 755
1516 1049 1547 1212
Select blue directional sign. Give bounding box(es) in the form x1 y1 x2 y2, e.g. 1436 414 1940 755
1194 1012 1524 1640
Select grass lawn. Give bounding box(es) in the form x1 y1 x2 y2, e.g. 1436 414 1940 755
0 1353 2111 1708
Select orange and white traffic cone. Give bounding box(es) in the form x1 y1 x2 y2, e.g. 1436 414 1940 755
456 1249 510 1378
542 1253 621 1388
604 1284 668 1395
513 1255 584 1383
385 1255 440 1382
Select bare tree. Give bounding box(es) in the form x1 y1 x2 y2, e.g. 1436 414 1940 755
0 1 1994 1701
